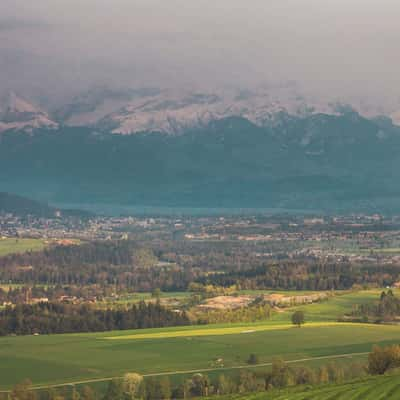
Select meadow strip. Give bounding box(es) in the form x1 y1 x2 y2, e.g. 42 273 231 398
103 322 366 340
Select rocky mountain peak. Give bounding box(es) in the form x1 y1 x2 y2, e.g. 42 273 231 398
0 92 58 134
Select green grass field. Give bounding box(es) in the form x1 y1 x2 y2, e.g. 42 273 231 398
1 321 400 390
0 238 47 256
0 289 394 390
222 373 400 399
269 290 382 323
104 322 358 340
361 248 400 254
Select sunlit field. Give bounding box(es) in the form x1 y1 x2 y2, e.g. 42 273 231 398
1 319 399 389
0 238 47 256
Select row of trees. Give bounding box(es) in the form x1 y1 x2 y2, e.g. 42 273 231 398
0 300 190 335
199 261 400 291
348 290 400 323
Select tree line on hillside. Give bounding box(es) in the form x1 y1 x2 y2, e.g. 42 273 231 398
198 261 400 290
345 290 400 323
0 301 190 335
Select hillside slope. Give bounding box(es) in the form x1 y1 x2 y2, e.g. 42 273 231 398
0 192 92 218
219 373 400 400
0 192 56 217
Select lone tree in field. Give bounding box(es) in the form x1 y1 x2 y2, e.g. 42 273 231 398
291 311 305 327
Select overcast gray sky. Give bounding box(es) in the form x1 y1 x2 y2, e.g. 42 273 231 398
1 0 400 103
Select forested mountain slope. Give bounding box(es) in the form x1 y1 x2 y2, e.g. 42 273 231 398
1 111 400 212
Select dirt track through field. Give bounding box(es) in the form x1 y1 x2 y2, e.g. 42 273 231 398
0 351 369 393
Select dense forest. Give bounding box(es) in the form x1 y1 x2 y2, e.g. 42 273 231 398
1 240 400 292
0 241 196 291
198 262 400 290
0 301 190 335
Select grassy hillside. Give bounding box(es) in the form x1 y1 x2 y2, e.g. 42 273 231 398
269 290 381 323
221 373 400 399
103 289 383 323
1 321 400 389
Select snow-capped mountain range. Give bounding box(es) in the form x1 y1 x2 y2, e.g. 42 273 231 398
93 89 335 134
1 85 400 135
0 92 58 134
